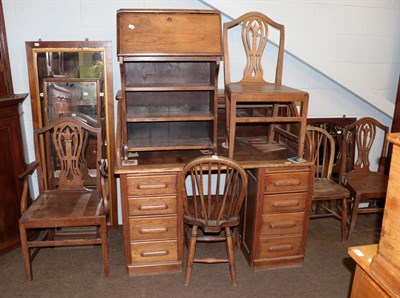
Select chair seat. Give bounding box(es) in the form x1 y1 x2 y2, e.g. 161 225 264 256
344 172 388 198
313 178 350 200
20 189 105 227
226 82 308 100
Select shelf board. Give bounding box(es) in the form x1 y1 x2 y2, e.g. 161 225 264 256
123 84 215 92
126 111 214 122
127 137 213 152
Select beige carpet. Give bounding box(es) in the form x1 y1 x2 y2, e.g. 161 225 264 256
0 214 382 298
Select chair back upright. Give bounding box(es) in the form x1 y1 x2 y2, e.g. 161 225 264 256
307 126 335 179
180 156 248 233
223 11 285 86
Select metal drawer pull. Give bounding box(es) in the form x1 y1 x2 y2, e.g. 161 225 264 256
269 221 297 229
141 250 169 257
139 203 168 211
273 179 301 187
137 183 168 190
139 226 168 234
273 200 300 207
269 244 294 252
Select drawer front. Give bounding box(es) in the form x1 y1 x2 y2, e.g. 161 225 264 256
264 171 309 194
263 193 308 213
258 236 303 259
128 196 177 216
129 216 177 241
117 10 222 56
260 212 305 236
130 240 178 263
127 174 176 196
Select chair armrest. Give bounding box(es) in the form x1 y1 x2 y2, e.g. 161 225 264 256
18 161 39 180
19 161 39 214
99 159 109 214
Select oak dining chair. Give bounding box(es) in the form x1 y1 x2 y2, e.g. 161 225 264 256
340 117 389 240
18 116 109 280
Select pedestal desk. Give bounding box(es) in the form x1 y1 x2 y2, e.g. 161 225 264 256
115 139 313 276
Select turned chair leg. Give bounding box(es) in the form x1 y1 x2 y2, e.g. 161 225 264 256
225 227 237 286
184 226 198 286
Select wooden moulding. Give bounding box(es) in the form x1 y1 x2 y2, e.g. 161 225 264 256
370 133 400 297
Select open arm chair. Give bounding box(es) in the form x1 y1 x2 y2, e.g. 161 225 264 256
179 155 248 286
18 116 109 281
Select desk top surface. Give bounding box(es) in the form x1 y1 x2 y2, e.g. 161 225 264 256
115 137 311 174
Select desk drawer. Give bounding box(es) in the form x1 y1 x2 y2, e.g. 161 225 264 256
129 216 177 241
130 240 178 263
263 193 308 213
260 212 304 236
128 196 176 216
264 171 309 194
258 236 303 259
127 174 176 196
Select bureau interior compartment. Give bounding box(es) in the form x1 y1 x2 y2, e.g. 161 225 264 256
123 90 216 152
126 121 214 151
123 61 217 88
125 90 215 120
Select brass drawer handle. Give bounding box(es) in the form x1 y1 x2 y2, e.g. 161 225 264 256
269 221 297 229
273 179 302 187
141 250 169 257
269 244 294 252
137 183 168 190
139 226 168 234
139 203 168 211
273 200 300 207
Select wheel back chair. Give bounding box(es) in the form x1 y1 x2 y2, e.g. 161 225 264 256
179 155 248 286
306 126 350 242
340 117 389 240
18 116 109 280
223 11 309 159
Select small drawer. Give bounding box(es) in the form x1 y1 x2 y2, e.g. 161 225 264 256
130 240 178 263
128 196 176 216
263 193 308 213
258 236 303 259
260 212 305 237
264 171 309 194
127 174 176 196
129 216 177 241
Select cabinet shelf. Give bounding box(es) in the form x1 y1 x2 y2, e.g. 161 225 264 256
126 110 214 122
127 137 213 152
124 85 215 92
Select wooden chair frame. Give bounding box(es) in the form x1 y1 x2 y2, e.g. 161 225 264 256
340 117 389 240
179 155 248 286
18 116 109 280
223 11 309 159
307 126 350 242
